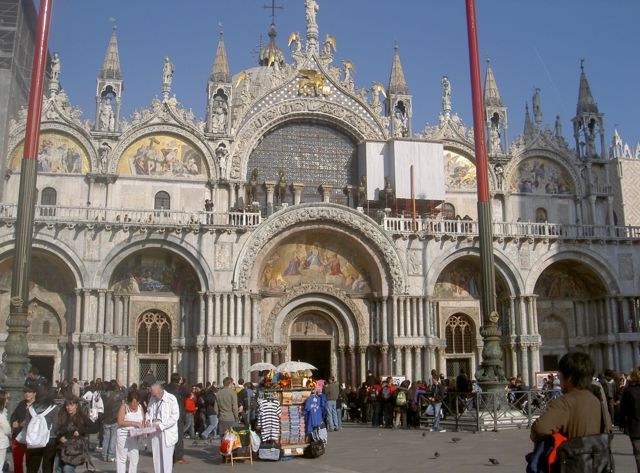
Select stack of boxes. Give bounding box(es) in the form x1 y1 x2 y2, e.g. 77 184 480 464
280 405 306 445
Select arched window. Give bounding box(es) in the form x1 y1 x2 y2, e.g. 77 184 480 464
445 314 474 354
442 203 456 220
137 311 171 354
154 191 170 210
40 187 57 217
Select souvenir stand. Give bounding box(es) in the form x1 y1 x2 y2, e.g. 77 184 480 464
256 386 313 458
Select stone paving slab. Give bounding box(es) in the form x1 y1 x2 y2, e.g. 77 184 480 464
93 424 635 473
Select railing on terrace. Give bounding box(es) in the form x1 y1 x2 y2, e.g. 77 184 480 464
0 204 261 227
382 215 640 241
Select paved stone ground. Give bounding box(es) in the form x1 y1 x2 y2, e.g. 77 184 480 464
90 423 636 473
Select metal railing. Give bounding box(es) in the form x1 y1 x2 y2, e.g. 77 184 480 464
383 216 640 241
419 389 557 432
0 204 261 227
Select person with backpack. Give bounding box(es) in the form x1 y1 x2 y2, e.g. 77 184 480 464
24 386 59 473
380 380 395 428
56 396 95 473
10 386 36 473
393 380 410 429
531 352 613 472
199 385 218 441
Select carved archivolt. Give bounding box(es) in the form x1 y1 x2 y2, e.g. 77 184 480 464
264 284 368 345
233 203 405 294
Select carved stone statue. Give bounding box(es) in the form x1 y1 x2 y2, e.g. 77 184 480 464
247 168 259 203
50 52 61 83
162 57 174 90
554 115 563 138
99 98 115 132
357 175 367 206
305 0 319 29
98 142 111 173
494 163 504 189
276 169 287 204
381 176 395 206
210 96 228 133
323 34 336 55
215 143 229 178
393 106 408 138
532 87 542 124
442 75 451 114
489 124 501 154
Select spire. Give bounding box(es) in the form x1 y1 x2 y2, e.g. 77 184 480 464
100 26 121 80
523 103 534 136
388 45 409 95
483 60 503 108
259 22 284 67
576 59 598 115
211 29 231 82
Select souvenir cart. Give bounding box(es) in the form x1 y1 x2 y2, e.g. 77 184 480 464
256 387 312 457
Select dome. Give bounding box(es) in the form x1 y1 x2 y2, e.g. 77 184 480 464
259 23 285 68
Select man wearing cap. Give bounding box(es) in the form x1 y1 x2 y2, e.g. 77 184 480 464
10 386 36 473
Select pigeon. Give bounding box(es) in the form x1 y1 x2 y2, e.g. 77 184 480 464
422 432 426 437
434 452 440 459
451 437 462 443
489 458 500 465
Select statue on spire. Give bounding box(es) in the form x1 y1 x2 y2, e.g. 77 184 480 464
305 0 319 55
305 0 319 29
49 52 61 95
532 87 542 125
442 75 451 116
162 56 175 100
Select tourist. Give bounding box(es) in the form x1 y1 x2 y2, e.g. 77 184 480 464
146 383 180 473
25 386 59 473
116 390 144 473
619 368 640 472
323 377 340 431
56 396 93 473
215 377 239 436
10 386 35 473
101 380 124 462
199 384 218 440
164 373 189 464
531 351 612 442
0 391 11 471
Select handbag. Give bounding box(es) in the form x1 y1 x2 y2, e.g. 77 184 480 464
304 440 325 458
258 441 280 461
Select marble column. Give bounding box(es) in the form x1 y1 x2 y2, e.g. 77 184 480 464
403 346 412 380
220 294 227 336
251 295 259 342
380 346 389 376
229 294 236 337
105 291 114 334
114 296 122 336
417 297 424 337
398 297 405 337
73 346 80 378
320 184 333 203
82 289 91 333
414 347 423 382
338 347 346 381
348 347 356 386
380 298 388 345
264 182 276 216
520 344 530 386
292 183 304 205
213 293 221 335
219 346 229 379
207 292 214 336
97 290 106 333
395 346 403 376
94 345 103 380
358 347 367 383
74 289 82 333
80 344 89 380
242 295 250 338
198 292 206 336
196 345 204 382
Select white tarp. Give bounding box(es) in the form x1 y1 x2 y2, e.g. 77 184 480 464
358 140 445 201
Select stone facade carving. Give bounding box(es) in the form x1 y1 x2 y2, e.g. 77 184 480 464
215 243 233 270
234 203 405 294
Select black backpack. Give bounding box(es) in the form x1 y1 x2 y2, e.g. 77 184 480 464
553 399 613 473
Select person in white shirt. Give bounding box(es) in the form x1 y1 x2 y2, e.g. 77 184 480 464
116 390 144 473
0 391 12 470
145 384 179 473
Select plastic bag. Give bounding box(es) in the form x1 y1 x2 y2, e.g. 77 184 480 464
250 430 261 453
219 430 236 456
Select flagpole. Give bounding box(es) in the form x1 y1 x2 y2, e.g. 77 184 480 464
465 0 505 391
5 0 54 407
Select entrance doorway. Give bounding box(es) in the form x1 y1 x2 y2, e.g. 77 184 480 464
139 359 169 385
290 340 331 380
446 358 471 379
29 356 54 383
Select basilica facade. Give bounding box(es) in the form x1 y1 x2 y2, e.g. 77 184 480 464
2 1 640 388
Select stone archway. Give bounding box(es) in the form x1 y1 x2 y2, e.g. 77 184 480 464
534 259 609 371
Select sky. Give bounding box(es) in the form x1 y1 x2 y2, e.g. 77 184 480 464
47 0 640 149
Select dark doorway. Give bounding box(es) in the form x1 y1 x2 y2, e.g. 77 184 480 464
139 359 169 385
543 355 559 372
29 356 54 383
445 358 471 380
290 340 331 380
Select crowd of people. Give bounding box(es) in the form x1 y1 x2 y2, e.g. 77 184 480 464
5 357 640 472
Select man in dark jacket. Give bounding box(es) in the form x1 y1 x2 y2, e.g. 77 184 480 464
164 373 190 464
620 368 640 472
200 385 218 440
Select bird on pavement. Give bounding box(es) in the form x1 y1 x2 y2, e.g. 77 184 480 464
434 452 440 459
422 432 426 437
451 437 462 443
489 458 500 465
